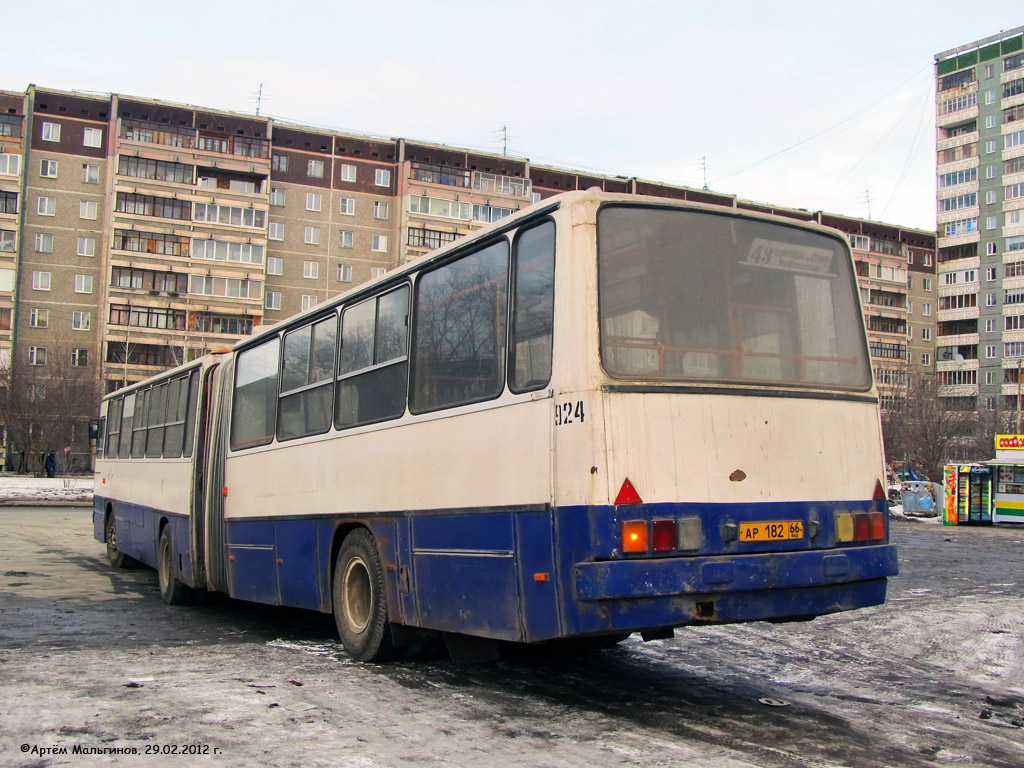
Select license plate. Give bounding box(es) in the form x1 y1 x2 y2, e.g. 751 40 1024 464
739 521 804 542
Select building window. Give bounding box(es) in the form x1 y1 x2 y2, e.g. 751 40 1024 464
375 169 391 187
268 221 284 241
986 64 995 78
41 122 60 142
987 318 996 333
922 353 931 366
922 328 931 341
986 139 997 154
308 159 324 178
75 274 94 294
72 349 88 367
986 90 996 105
372 234 387 252
339 197 355 215
987 165 998 179
303 261 319 279
0 231 14 252
37 196 55 216
923 278 932 291
987 190 998 205
304 227 320 245
266 256 283 275
34 233 53 253
72 310 91 330
338 264 352 282
306 192 322 212
922 302 931 316
269 187 286 206
29 346 46 365
988 242 999 256
987 216 998 230
338 230 353 248
272 154 288 172
986 345 998 359
340 164 356 182
83 127 102 147
988 267 998 281
82 164 99 184
374 201 389 219
301 295 317 311
77 236 95 257
371 267 386 279
265 291 281 310
987 293 997 307
40 159 58 178
30 308 48 328
80 200 98 220
923 254 933 266
0 154 18 176
32 272 50 291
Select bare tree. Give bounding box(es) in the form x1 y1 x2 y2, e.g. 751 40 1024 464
881 372 975 481
0 339 101 474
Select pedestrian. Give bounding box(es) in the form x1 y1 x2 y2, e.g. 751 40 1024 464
45 450 56 479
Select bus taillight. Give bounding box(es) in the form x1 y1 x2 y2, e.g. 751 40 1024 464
622 520 649 553
652 520 675 552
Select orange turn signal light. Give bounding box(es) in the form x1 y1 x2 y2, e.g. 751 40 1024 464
622 520 649 553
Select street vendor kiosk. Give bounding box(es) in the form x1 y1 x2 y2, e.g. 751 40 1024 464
987 434 1024 524
943 464 993 525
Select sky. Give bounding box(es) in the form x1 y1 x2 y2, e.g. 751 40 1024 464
3 1 1022 231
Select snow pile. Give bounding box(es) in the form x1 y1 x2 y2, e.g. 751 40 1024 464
0 474 93 504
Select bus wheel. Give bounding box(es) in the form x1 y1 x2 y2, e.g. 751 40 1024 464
105 513 130 569
158 526 194 606
333 529 394 662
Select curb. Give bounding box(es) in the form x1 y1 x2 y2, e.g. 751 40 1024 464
0 500 93 507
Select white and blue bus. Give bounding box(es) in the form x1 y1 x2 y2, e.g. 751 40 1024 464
94 190 897 661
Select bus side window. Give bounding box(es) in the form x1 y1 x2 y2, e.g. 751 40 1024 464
509 220 555 392
163 376 187 458
278 315 337 441
336 285 409 429
105 397 122 457
182 370 200 458
118 393 135 459
146 383 167 458
231 336 281 451
131 388 150 459
410 241 509 413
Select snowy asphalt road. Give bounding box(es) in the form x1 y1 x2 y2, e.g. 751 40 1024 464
1 509 1022 767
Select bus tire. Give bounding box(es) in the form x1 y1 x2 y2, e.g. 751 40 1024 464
105 512 133 569
158 525 194 606
333 529 394 662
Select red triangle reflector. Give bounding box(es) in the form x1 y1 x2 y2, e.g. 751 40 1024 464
872 479 887 502
615 478 643 506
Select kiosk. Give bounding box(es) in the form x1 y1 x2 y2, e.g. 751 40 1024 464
987 434 1024 524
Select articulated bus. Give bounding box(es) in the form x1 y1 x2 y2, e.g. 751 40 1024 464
94 190 897 662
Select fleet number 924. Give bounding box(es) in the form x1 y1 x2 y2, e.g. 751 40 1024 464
555 400 585 426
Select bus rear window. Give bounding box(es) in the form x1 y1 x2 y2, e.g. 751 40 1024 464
597 206 871 390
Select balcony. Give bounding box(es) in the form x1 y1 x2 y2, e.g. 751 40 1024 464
410 163 471 189
196 133 270 161
935 332 980 348
472 172 531 198
120 119 195 150
936 131 979 153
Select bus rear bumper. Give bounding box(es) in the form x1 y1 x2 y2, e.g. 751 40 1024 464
570 544 897 628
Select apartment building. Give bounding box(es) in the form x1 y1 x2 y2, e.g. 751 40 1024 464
935 26 1024 414
0 84 936 465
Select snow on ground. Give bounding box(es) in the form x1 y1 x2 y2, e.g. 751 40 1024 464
0 473 93 503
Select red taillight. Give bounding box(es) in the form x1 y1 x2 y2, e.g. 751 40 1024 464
854 512 871 542
652 520 676 552
870 511 886 541
615 478 643 506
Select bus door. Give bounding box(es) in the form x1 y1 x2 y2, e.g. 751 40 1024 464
188 362 218 590
200 358 233 594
